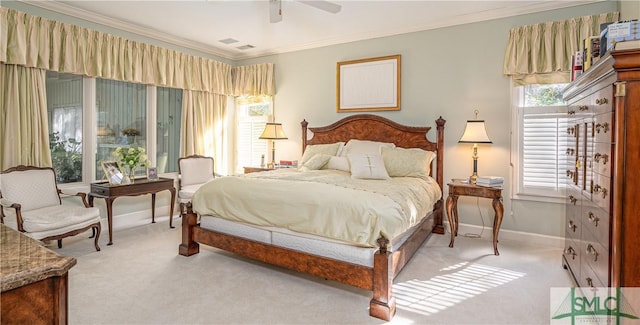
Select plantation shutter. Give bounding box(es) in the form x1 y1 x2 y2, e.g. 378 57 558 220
521 106 570 189
237 116 268 170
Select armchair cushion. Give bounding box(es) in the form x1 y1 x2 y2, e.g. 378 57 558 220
178 184 204 202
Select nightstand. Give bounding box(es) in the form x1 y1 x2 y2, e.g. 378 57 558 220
446 181 504 255
243 166 274 174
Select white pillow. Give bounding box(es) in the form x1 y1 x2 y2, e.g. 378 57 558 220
300 142 344 165
342 140 396 157
347 154 389 180
326 156 350 172
300 154 332 171
382 147 436 178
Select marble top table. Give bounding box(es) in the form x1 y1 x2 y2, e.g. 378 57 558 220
0 224 76 292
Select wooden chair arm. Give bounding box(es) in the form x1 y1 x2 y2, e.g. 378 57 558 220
0 198 25 231
58 189 90 208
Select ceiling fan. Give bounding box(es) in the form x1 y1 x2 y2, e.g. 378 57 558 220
269 0 342 23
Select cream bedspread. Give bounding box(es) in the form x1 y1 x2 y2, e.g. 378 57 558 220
192 169 442 247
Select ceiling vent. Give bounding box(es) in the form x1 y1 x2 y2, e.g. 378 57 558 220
236 44 255 50
219 38 238 44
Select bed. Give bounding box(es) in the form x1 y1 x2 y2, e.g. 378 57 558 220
179 114 446 321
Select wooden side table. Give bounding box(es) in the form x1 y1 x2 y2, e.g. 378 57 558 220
88 177 176 245
243 166 274 174
445 181 504 255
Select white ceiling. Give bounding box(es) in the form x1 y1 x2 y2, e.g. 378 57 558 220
24 0 600 61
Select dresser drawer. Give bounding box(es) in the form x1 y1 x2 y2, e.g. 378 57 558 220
582 203 610 249
591 173 611 212
581 230 609 287
580 253 606 288
592 87 613 115
593 142 613 176
593 112 613 143
563 238 581 282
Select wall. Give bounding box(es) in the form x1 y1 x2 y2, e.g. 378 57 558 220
238 1 619 238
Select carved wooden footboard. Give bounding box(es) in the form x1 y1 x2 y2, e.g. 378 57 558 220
179 114 446 320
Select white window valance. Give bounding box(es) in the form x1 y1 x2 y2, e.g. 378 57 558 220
503 12 619 86
0 7 233 95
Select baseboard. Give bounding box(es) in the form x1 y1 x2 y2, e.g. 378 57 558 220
100 204 177 231
443 221 565 249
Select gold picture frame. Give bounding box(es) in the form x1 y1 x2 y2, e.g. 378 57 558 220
336 54 401 112
101 161 124 185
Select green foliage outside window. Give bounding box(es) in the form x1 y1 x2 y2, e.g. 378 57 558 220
523 84 568 107
49 132 82 183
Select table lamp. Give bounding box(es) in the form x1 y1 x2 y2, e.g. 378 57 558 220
259 122 288 168
458 110 492 184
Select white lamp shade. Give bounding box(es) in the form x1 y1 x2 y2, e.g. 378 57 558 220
459 120 492 143
259 123 288 140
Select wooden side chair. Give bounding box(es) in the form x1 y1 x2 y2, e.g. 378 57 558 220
0 165 101 251
177 155 215 204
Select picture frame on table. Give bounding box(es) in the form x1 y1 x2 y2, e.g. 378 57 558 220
147 167 158 180
336 54 401 112
101 161 124 185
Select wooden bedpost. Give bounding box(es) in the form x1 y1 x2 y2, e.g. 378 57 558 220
369 237 396 321
301 119 309 154
178 202 200 256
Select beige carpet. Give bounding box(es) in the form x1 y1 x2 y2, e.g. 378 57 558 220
57 218 573 324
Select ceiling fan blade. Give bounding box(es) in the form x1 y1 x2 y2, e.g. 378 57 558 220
297 1 342 14
270 0 282 23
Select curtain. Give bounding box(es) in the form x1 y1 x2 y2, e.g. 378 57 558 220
503 12 619 85
232 63 276 96
0 7 233 95
0 63 51 169
180 90 228 175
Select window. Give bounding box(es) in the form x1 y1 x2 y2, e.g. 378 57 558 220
156 87 182 174
235 96 272 174
512 83 569 202
46 71 84 183
44 73 182 186
95 78 147 180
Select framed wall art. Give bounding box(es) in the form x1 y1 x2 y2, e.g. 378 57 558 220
336 54 401 112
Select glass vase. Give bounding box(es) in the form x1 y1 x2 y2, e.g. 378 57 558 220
126 166 136 184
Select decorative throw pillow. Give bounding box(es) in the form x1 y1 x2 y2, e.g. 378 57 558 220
300 154 332 171
381 147 436 178
341 139 396 157
300 142 345 166
347 154 389 180
325 156 350 172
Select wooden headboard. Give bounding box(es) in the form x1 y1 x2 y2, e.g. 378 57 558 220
301 114 446 190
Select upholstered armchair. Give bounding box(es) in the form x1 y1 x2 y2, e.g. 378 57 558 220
177 155 215 204
0 165 101 251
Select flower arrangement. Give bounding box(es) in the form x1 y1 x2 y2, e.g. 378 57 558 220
122 128 140 136
112 147 150 172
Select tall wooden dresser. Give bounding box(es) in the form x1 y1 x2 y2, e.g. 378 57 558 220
562 48 640 288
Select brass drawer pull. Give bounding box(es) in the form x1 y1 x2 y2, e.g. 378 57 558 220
595 122 610 133
565 246 577 260
594 153 609 164
593 184 608 199
595 98 608 105
567 127 575 135
588 212 600 227
568 110 576 115
586 277 594 287
579 105 589 111
568 220 577 232
566 170 575 178
568 195 577 205
566 148 575 155
586 244 599 262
